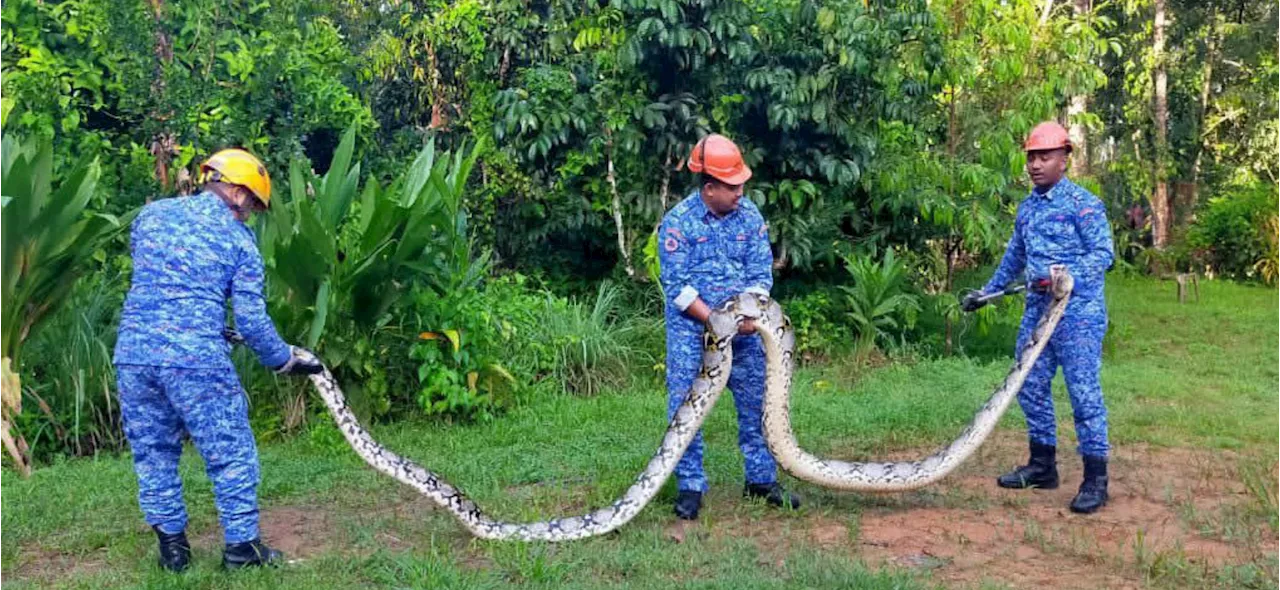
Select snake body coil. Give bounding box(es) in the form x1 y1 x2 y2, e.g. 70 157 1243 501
298 267 1073 540
752 265 1073 491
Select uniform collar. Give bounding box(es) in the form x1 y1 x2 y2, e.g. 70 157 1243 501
691 189 740 222
1032 177 1073 201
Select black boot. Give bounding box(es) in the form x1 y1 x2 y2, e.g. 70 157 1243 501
997 442 1060 489
673 490 703 520
1070 455 1109 514
743 482 802 510
153 525 191 573
222 538 285 569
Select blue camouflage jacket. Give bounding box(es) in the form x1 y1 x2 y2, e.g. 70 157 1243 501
983 177 1114 301
114 192 292 370
658 191 773 332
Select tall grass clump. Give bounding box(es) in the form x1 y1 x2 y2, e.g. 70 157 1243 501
18 273 126 460
541 282 657 396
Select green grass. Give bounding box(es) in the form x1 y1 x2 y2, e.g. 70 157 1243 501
3 276 1275 589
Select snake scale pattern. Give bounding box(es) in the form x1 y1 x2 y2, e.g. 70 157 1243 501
754 265 1073 491
299 266 1074 540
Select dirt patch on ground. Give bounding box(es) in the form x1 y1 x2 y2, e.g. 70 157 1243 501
843 431 1276 589
7 549 110 586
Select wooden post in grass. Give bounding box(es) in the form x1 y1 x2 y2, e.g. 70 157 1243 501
1176 273 1200 304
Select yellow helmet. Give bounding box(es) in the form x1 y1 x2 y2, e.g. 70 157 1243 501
198 148 272 207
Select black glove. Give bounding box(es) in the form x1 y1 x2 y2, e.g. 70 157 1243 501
273 346 324 376
960 291 988 313
222 327 245 345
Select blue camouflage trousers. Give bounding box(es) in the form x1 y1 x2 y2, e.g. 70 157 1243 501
117 365 261 543
666 329 778 493
1015 294 1110 458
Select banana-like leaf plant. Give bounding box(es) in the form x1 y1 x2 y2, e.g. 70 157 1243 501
261 125 487 366
0 132 135 474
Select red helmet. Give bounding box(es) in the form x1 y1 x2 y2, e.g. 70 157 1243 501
688 134 752 185
1023 121 1072 152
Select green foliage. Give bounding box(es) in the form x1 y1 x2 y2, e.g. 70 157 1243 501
405 275 652 419
261 126 493 422
781 290 853 364
408 284 512 421
838 249 921 356
1 0 375 209
1187 183 1280 283
1 132 133 365
1255 213 1278 286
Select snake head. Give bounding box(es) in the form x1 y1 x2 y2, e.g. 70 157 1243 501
707 292 766 339
706 304 741 340
1048 264 1075 299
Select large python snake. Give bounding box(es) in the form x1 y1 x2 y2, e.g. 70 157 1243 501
297 266 1073 540
754 264 1073 491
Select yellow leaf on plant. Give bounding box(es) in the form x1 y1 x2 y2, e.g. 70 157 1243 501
1 357 20 415
419 330 461 353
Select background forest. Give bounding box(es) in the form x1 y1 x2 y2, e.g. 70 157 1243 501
1 0 1276 468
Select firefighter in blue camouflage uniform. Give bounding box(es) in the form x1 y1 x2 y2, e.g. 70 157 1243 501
962 121 1115 514
658 134 801 520
114 148 323 572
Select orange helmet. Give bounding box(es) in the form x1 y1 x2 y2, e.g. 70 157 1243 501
199 148 272 207
1023 121 1072 152
688 134 752 185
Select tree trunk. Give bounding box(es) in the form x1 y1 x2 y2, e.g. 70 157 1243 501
658 146 673 227
1039 0 1056 26
1068 0 1091 177
605 129 635 277
1150 0 1171 249
148 0 175 198
1188 10 1220 223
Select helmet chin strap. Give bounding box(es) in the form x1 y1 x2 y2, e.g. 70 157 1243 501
214 182 251 219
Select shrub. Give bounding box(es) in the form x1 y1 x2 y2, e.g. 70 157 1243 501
782 290 854 364
539 282 656 396
1187 183 1279 283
